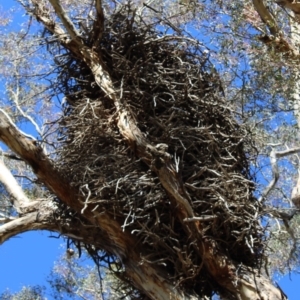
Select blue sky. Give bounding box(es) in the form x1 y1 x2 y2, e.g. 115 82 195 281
0 0 299 299
280 274 300 300
0 232 62 294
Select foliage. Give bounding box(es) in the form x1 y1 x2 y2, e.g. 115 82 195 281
48 249 130 300
1 0 300 299
0 286 46 300
0 249 128 300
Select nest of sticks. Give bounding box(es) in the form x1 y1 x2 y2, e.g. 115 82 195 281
51 5 264 297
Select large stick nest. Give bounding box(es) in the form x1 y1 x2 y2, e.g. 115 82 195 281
51 5 264 297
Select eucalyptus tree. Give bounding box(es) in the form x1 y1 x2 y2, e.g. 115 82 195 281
0 1 299 299
217 0 300 274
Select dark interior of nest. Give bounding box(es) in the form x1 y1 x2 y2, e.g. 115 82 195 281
48 6 264 297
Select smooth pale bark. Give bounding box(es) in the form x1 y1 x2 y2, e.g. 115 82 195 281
0 160 30 211
0 212 50 244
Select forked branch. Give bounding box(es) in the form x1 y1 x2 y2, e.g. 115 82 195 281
259 147 300 204
0 212 42 244
48 0 82 41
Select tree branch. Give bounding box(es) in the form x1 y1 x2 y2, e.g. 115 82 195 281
0 151 22 161
252 0 299 56
0 109 36 140
92 0 104 46
68 23 285 300
0 110 77 208
252 0 280 36
259 147 300 203
0 160 30 212
0 109 193 300
0 212 41 244
11 3 287 298
0 217 17 224
23 0 68 41
276 0 300 21
276 146 300 158
48 0 82 42
10 67 43 138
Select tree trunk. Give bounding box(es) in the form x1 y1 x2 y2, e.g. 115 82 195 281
0 1 288 299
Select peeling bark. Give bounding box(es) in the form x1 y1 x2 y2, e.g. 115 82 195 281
0 110 197 299
0 1 289 299
0 63 284 300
